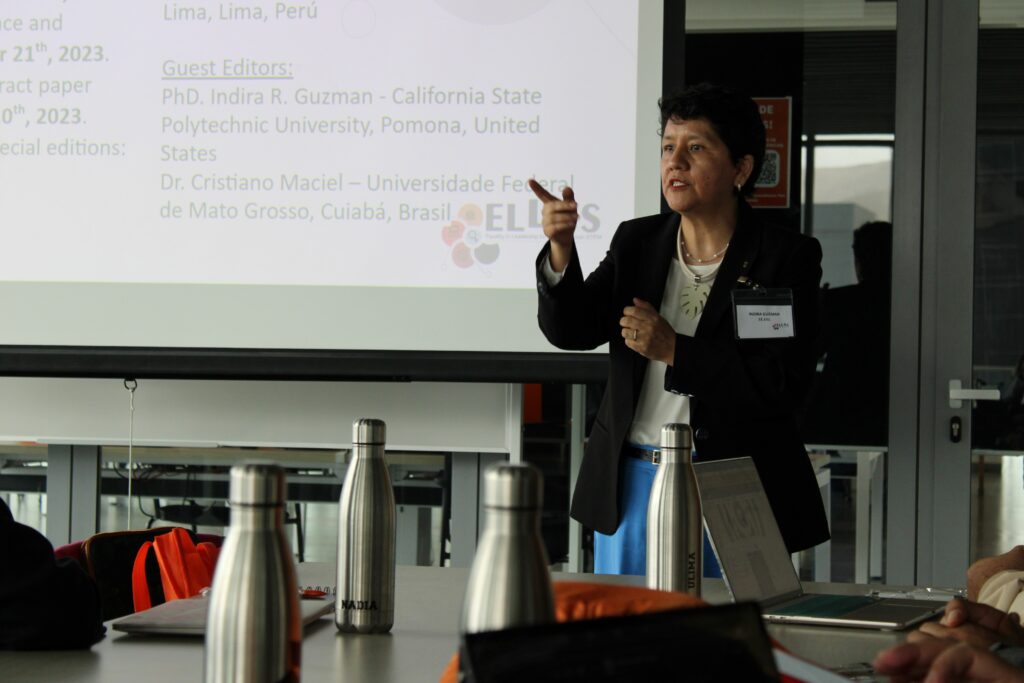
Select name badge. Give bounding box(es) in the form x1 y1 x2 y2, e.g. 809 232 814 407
731 288 795 339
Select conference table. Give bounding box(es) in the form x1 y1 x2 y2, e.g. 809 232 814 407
0 564 914 682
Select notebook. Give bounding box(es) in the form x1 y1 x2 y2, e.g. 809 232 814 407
460 602 780 683
693 457 945 630
111 595 335 636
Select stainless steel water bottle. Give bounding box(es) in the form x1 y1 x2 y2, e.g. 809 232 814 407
205 462 300 683
335 418 396 633
646 423 702 596
460 462 555 633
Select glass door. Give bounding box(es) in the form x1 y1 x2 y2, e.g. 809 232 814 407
683 0 899 583
969 4 1024 565
915 0 1024 587
673 0 1008 588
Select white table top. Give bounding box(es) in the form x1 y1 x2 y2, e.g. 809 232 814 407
0 565 909 682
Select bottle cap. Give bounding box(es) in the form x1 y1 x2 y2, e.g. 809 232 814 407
353 418 387 446
660 423 692 450
229 462 286 506
483 463 543 509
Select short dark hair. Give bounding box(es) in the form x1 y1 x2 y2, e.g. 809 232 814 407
658 83 766 198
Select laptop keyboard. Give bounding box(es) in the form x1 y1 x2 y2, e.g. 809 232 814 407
772 594 877 618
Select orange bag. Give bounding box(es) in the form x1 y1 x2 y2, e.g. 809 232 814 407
439 581 706 682
131 527 219 612
439 582 807 682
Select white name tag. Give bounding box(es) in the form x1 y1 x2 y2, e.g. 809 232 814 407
731 288 796 339
735 304 795 339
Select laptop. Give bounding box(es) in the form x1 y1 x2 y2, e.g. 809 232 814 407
693 457 945 630
460 602 780 683
112 595 334 636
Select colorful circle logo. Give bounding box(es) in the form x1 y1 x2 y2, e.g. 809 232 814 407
441 203 499 268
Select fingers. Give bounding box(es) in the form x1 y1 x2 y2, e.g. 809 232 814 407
874 641 951 679
968 600 1020 631
622 299 658 321
544 205 578 228
918 620 1007 650
942 598 1024 645
942 598 968 627
632 298 656 311
908 627 942 643
873 643 920 673
874 647 932 682
941 597 1004 630
620 300 665 338
924 644 979 683
917 622 954 640
528 180 578 244
527 178 557 202
876 640 1024 683
926 642 1023 683
620 300 676 366
528 179 576 204
622 326 671 365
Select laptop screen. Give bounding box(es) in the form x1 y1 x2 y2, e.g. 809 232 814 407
693 458 803 604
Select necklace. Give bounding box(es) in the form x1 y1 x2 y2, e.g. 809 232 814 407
681 235 729 264
676 229 723 319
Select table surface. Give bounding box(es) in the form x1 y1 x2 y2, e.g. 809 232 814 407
0 564 912 682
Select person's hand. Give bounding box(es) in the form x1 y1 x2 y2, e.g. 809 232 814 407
875 639 959 682
912 598 1024 650
875 640 1024 683
528 179 577 272
968 547 1024 601
621 298 676 365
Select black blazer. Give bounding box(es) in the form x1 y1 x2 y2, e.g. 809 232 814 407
536 203 830 553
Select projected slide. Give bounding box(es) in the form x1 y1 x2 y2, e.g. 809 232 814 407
0 0 639 289
0 0 656 354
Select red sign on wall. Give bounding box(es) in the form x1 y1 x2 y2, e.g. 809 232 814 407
748 97 792 209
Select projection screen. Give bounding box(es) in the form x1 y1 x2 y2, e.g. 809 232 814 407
0 0 663 373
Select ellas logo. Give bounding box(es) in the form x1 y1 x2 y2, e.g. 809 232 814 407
441 203 500 269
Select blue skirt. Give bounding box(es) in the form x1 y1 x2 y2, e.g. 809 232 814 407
594 455 721 578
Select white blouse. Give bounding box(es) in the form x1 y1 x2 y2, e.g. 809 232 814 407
626 255 718 447
543 237 721 447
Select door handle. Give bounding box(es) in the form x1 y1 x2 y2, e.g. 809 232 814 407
949 379 1001 409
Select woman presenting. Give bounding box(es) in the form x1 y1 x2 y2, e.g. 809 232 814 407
532 83 829 574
